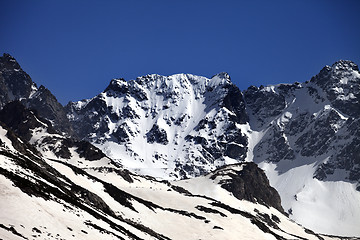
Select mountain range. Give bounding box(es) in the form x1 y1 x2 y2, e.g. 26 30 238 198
0 53 359 239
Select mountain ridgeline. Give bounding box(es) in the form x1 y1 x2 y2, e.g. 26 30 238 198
1 53 360 237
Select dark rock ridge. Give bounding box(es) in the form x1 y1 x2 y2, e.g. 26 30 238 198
210 162 284 213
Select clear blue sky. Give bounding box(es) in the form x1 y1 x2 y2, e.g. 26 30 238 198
1 0 359 105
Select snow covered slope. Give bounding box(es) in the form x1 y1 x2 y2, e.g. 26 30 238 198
0 123 347 239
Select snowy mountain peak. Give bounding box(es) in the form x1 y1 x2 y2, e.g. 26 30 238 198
67 72 248 179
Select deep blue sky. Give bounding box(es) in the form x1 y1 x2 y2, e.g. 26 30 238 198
1 0 359 105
